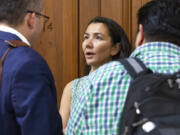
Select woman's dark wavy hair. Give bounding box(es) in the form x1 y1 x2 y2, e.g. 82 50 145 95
87 16 132 59
0 0 42 26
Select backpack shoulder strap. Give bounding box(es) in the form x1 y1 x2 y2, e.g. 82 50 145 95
0 40 29 87
4 40 29 47
119 58 152 79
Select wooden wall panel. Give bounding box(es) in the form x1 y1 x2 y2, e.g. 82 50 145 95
34 0 79 106
34 0 63 106
132 0 142 46
59 0 79 101
122 0 132 42
142 0 151 5
101 0 123 26
101 0 131 42
51 0 63 106
79 0 100 77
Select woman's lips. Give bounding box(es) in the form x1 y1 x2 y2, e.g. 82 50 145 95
85 52 95 59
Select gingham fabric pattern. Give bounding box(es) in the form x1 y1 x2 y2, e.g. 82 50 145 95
66 76 89 134
65 42 180 135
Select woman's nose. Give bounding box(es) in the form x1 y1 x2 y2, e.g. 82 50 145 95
85 38 93 48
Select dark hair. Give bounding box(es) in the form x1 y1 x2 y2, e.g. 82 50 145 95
137 0 180 46
0 0 42 26
87 16 132 59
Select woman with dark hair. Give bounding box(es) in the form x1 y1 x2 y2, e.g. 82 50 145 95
60 16 132 134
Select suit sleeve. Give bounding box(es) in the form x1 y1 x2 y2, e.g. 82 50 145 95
10 59 63 135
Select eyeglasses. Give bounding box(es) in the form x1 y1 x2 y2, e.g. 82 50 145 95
27 10 50 22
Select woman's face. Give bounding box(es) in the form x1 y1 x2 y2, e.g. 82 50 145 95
82 23 114 71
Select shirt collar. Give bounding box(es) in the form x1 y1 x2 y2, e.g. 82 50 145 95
130 42 180 58
0 25 31 46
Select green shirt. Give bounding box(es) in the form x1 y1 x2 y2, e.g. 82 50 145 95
66 42 180 135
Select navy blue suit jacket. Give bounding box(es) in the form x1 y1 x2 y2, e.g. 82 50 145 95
0 31 63 135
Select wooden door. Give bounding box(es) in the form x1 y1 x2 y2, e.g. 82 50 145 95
33 0 151 106
34 0 79 106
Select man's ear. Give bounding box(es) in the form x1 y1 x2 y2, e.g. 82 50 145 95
111 42 120 56
26 13 36 30
135 24 145 48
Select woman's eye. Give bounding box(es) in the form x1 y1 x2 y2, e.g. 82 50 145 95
96 36 103 40
83 35 89 40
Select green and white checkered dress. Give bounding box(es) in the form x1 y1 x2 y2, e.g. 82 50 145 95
66 42 180 135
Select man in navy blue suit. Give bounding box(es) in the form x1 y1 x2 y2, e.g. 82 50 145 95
0 0 63 135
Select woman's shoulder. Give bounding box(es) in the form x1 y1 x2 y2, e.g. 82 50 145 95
71 76 88 93
64 77 84 91
73 75 89 85
65 80 73 87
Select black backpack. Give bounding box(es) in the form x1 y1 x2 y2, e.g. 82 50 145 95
119 58 180 135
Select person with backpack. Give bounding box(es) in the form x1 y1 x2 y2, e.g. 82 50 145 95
66 0 180 134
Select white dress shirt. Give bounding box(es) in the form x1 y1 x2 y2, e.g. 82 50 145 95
0 25 31 46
